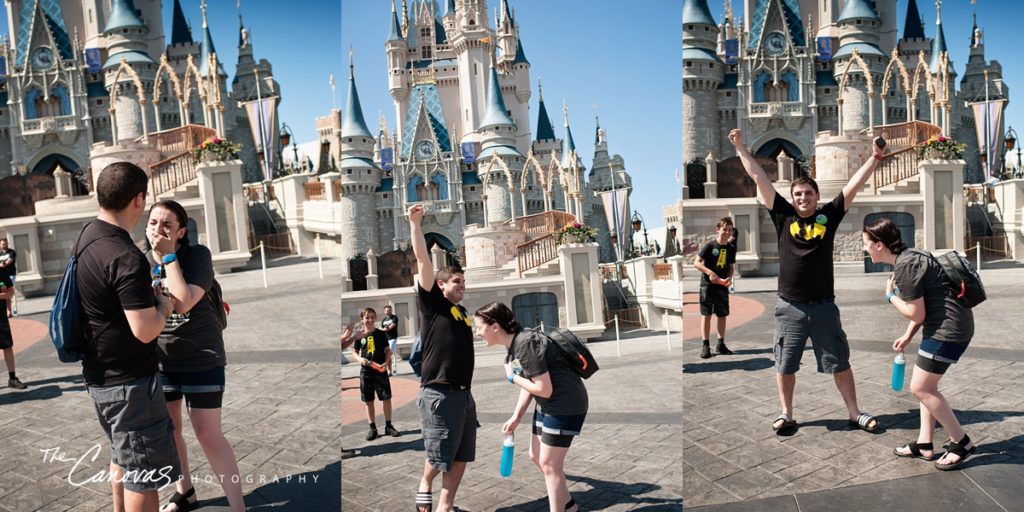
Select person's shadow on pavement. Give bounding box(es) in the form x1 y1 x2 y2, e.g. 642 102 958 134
494 474 681 511
351 429 424 457
0 373 85 406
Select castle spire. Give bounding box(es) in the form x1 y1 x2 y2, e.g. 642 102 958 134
388 0 403 40
560 100 577 168
480 59 514 128
170 0 193 44
198 0 225 76
105 0 145 32
903 0 926 40
930 0 949 73
535 79 555 141
343 48 373 139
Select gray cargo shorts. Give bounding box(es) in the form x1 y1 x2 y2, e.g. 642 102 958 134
88 373 181 493
773 297 851 375
418 384 478 472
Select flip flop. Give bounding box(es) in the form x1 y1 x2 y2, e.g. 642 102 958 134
415 490 432 512
772 413 796 431
936 434 975 471
849 412 878 432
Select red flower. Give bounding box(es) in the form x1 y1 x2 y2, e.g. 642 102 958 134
212 138 222 144
938 136 947 143
572 222 582 228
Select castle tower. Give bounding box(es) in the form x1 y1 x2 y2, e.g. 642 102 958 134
587 118 631 262
230 3 280 182
500 5 532 155
958 11 1009 182
450 0 492 140
560 102 587 222
531 80 565 211
339 58 382 263
682 0 723 163
496 0 517 67
103 0 156 143
476 61 523 225
831 0 884 132
386 0 410 141
929 1 957 133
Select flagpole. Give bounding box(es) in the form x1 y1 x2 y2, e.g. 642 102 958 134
985 69 990 182
254 66 272 206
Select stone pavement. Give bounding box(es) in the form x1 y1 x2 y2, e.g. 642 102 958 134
0 257 342 511
341 330 684 511
682 267 1024 510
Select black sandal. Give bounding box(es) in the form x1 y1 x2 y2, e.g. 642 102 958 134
566 498 578 512
772 413 796 431
936 434 975 471
415 490 432 512
161 486 197 512
894 441 937 461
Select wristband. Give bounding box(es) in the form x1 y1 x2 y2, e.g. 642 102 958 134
873 154 884 161
885 291 896 303
507 374 515 384
162 253 177 265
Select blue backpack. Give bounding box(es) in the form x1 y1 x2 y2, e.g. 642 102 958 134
408 335 423 377
49 224 103 363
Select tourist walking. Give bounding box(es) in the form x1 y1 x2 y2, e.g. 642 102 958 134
694 217 737 358
381 304 400 374
342 308 401 441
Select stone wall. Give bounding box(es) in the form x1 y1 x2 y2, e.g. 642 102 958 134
463 225 527 269
683 88 719 163
338 192 376 261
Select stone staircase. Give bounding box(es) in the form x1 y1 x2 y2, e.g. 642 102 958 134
874 174 920 195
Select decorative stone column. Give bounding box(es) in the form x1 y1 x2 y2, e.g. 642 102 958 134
919 159 965 252
273 173 314 256
704 153 718 199
53 166 73 198
365 249 379 290
558 242 604 329
197 159 252 272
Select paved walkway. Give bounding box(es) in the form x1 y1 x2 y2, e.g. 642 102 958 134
341 330 684 512
682 267 1024 510
0 257 342 511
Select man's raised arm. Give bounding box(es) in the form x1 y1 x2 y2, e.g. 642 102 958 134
728 129 777 207
408 204 434 292
841 137 887 211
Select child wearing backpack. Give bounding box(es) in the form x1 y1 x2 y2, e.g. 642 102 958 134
863 218 977 471
473 302 587 512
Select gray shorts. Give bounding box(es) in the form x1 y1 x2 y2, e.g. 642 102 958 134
418 385 478 472
88 373 181 493
773 297 851 375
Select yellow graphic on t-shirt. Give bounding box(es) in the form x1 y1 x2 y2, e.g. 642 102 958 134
365 335 376 355
789 221 826 241
450 306 472 326
715 249 728 268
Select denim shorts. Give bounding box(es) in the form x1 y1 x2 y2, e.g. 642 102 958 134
773 297 850 375
161 366 226 409
532 409 586 448
88 373 181 493
917 338 969 374
417 385 478 472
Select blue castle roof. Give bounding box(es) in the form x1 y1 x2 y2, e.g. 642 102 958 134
170 0 193 44
749 0 805 48
105 0 145 32
682 0 716 25
479 64 514 129
903 0 926 40
342 70 374 138
837 0 879 23
930 19 949 73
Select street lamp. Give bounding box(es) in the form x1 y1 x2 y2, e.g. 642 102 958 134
1005 126 1019 179
631 210 649 257
280 123 297 174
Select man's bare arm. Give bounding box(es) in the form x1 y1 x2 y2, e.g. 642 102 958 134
407 204 434 292
728 129 777 207
842 138 886 210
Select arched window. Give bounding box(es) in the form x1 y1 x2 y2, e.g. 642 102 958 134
52 84 72 116
24 88 42 119
407 174 424 202
430 174 449 200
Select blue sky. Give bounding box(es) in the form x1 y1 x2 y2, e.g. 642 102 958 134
341 0 682 228
1 0 342 145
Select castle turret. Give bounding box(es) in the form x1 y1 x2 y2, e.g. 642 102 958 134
103 0 156 143
450 0 491 137
587 119 631 262
832 0 884 132
496 0 517 67
531 80 565 211
682 0 723 163
198 1 228 77
559 102 587 222
476 61 523 225
386 0 410 137
958 12 1009 182
340 57 382 262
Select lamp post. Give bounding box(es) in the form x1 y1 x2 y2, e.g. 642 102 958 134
1005 126 1018 180
631 210 649 258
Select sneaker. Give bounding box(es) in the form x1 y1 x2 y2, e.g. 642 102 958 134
365 427 379 441
716 343 733 355
699 344 712 359
385 425 400 437
342 449 359 459
8 377 27 390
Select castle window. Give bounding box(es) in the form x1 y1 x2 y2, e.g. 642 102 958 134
685 61 692 68
383 193 389 199
686 25 693 30
824 88 831 94
469 186 476 192
422 46 432 59
725 91 733 97
709 63 715 69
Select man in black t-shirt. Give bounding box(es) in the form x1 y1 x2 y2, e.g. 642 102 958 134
380 304 400 375
76 162 179 511
408 204 476 512
345 307 400 441
730 129 885 434
694 217 737 358
0 238 16 317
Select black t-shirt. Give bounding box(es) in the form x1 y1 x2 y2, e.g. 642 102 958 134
0 248 16 281
769 192 847 302
354 328 390 370
698 240 736 286
417 284 474 388
76 220 158 386
508 329 588 416
152 244 226 373
381 314 399 341
894 249 975 343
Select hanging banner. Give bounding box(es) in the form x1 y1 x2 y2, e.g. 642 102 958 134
243 96 278 181
461 142 476 164
84 49 101 73
971 99 1006 180
599 188 630 262
816 37 832 62
0 57 5 84
724 39 739 64
380 147 394 171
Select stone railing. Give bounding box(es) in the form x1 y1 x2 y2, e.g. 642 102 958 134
304 181 325 201
652 262 673 281
871 121 943 190
147 125 219 198
149 124 217 154
515 233 559 276
243 182 276 203
510 210 577 240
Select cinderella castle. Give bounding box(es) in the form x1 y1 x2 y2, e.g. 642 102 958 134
0 0 280 217
682 0 1007 185
340 0 633 269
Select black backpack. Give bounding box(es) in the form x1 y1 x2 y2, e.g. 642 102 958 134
206 279 228 329
933 251 986 308
536 327 599 379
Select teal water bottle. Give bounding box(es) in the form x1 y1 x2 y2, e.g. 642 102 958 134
499 434 514 478
891 353 906 391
